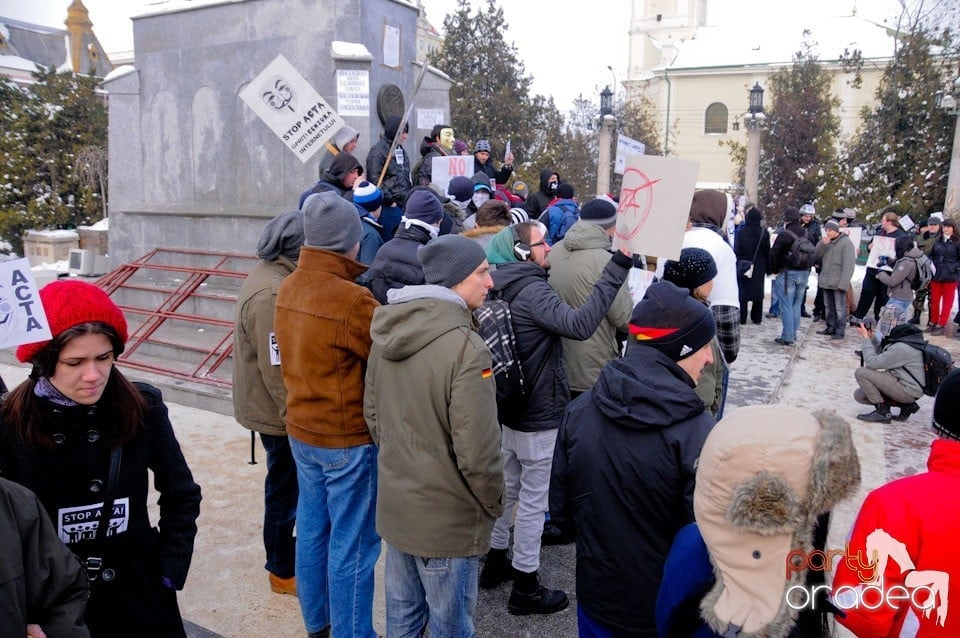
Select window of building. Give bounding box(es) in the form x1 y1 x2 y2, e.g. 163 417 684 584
704 102 728 134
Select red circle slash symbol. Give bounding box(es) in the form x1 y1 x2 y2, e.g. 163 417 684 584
616 168 661 241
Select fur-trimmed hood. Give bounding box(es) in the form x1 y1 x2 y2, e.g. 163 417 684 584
694 406 861 637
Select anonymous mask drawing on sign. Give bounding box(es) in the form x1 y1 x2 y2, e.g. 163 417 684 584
261 76 296 113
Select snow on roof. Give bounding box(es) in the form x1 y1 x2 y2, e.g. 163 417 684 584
0 54 40 73
104 65 136 83
0 17 66 37
668 15 894 71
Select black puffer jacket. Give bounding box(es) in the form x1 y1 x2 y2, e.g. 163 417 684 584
550 345 714 636
490 252 630 432
0 383 201 637
365 119 412 207
363 223 432 304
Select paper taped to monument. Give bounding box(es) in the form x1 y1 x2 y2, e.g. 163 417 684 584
613 155 699 261
0 257 51 349
240 55 344 163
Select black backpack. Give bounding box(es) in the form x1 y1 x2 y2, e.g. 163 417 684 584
883 324 955 396
784 229 817 270
473 276 538 423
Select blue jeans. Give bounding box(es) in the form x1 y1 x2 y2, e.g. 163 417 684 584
384 544 478 638
778 270 810 343
260 433 298 578
290 439 380 637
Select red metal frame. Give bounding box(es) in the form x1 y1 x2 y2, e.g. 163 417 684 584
96 248 257 388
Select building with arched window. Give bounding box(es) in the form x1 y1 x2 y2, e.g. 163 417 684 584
623 0 895 190
704 102 728 134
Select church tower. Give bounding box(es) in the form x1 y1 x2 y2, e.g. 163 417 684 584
627 0 706 85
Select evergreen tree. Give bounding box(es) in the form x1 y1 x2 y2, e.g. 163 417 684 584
0 67 107 254
428 0 537 168
758 43 841 220
840 28 956 219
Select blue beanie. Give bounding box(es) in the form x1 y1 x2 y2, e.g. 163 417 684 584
353 181 383 212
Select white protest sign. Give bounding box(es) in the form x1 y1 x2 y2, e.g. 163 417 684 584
430 155 471 193
0 258 51 349
628 267 655 307
336 70 369 117
613 155 700 260
899 215 915 232
615 135 646 175
240 55 343 163
837 226 863 255
866 235 897 269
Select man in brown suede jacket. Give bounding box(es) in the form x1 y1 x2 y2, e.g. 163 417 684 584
275 191 380 638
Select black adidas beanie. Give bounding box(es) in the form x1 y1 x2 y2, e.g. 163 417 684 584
628 281 716 361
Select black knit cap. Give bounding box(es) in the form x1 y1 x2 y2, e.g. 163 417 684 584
662 248 717 292
628 281 716 361
933 368 960 441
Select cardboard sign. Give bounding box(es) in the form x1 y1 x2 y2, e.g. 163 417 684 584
430 155 472 193
838 226 863 255
615 134 646 175
240 55 343 163
613 155 699 260
0 258 51 349
866 235 897 269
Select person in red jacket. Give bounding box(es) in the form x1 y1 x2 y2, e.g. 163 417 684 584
832 368 960 637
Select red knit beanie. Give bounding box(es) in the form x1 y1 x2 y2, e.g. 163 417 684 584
16 280 128 363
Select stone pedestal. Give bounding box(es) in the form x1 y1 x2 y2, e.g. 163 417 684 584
22 230 80 267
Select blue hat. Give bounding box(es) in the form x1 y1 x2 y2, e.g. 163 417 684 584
353 181 383 212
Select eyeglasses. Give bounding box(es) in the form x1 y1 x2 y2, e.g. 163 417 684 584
529 241 547 248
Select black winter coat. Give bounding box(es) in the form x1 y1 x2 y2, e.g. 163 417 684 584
768 221 805 274
365 135 411 207
524 168 559 219
472 156 513 185
363 223 432 304
733 210 770 302
491 253 630 432
550 345 714 636
0 383 201 638
931 236 960 283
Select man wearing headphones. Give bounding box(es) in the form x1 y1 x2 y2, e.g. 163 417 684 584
480 220 632 615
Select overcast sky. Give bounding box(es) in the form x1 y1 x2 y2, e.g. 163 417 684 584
1 0 903 113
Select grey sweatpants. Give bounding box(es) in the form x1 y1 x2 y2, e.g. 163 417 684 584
854 367 917 405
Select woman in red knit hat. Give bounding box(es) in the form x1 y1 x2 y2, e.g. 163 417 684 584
0 280 201 637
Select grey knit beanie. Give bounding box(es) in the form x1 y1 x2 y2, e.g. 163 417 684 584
302 191 362 254
256 210 305 261
418 235 488 288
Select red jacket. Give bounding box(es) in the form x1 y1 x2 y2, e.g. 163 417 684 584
275 247 378 448
833 439 960 637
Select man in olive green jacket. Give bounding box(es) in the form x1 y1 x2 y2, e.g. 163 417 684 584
365 234 503 637
232 210 303 595
547 200 633 396
814 220 856 339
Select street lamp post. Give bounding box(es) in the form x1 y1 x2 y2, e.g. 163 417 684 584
936 81 960 218
597 85 616 197
744 82 766 206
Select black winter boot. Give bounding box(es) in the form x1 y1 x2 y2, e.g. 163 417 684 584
508 570 569 616
479 548 513 589
892 402 920 422
857 405 892 424
909 308 922 325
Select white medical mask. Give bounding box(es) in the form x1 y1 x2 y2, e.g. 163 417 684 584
472 192 490 207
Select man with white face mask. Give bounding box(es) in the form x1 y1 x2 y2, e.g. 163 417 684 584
362 189 445 304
